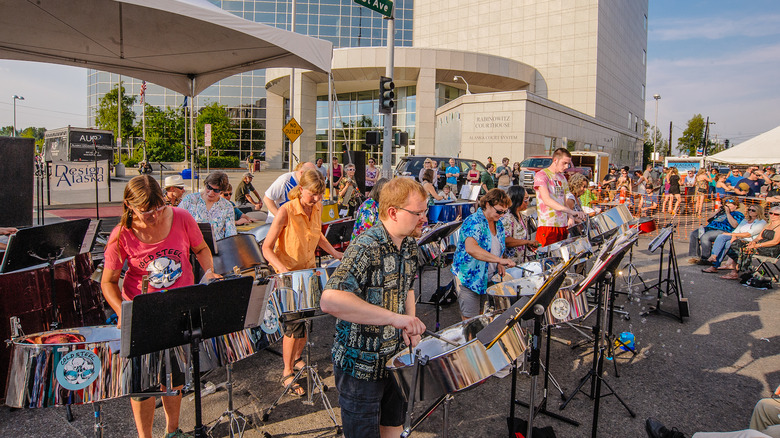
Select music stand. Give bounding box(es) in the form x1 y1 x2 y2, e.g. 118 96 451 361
477 257 580 438
416 221 462 330
640 224 688 322
560 234 637 438
1 218 91 331
120 276 254 438
323 219 355 251
197 223 218 256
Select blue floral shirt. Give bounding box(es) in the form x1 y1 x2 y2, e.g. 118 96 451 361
451 208 506 294
178 193 237 240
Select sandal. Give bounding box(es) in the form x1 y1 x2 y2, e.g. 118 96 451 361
281 373 305 397
720 273 740 280
293 358 306 372
701 267 718 273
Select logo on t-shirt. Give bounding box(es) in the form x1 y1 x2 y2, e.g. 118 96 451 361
146 256 183 288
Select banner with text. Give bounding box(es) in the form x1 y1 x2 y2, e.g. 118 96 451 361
50 161 110 192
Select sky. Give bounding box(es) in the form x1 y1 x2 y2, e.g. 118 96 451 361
2 1 780 148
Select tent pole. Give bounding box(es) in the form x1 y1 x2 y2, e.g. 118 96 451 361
328 73 333 197
190 79 196 192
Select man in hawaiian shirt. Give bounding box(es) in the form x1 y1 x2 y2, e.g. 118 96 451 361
534 148 587 246
321 177 427 438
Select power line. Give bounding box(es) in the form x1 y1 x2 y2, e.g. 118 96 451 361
0 101 87 117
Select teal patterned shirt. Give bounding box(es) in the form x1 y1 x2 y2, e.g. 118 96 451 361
451 208 506 294
326 222 418 381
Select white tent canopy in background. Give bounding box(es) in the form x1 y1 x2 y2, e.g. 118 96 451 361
0 0 332 95
707 125 780 165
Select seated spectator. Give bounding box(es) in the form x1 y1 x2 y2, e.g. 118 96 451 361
645 388 780 438
765 175 780 206
640 184 659 216
733 169 771 198
720 205 780 280
701 204 765 273
688 196 744 264
234 172 264 211
438 184 458 201
222 184 256 226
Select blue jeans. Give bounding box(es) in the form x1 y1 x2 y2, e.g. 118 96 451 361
710 234 733 267
334 366 406 438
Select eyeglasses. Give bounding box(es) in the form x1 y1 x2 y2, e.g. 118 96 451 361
205 183 222 194
397 206 428 217
134 205 166 218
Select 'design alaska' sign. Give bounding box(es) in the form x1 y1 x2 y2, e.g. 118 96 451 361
354 0 393 18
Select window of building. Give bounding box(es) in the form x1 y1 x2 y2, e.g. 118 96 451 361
544 137 557 155
642 49 646 66
628 112 633 130
644 14 648 31
641 84 646 101
583 143 592 151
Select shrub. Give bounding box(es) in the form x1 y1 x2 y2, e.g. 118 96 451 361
198 155 240 168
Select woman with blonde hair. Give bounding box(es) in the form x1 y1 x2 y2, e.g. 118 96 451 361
694 168 712 217
702 203 766 273
262 169 343 396
667 167 682 215
102 175 218 438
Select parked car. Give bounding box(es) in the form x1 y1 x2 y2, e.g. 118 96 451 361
517 156 593 194
394 155 487 191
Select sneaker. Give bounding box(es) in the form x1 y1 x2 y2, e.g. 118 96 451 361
645 418 686 438
164 429 192 438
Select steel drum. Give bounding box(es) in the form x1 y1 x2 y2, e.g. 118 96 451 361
589 204 633 241
386 312 527 402
536 236 592 262
544 273 587 325
5 326 164 408
418 243 444 267
238 222 272 244
266 267 328 315
189 327 271 377
627 217 657 234
212 233 266 276
486 266 547 312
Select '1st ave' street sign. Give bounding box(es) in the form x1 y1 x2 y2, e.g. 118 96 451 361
354 0 393 18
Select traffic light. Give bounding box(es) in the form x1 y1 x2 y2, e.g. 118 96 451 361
394 131 408 147
724 139 730 149
379 76 395 114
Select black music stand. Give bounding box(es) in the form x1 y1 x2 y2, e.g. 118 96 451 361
479 257 581 438
120 276 254 438
417 220 462 330
560 235 637 438
323 218 355 250
640 224 688 322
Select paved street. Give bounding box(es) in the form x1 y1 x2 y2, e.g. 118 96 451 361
2 229 779 437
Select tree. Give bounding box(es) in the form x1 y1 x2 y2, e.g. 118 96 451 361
643 120 669 161
196 102 236 153
677 114 705 156
140 104 186 161
95 83 137 148
20 127 46 152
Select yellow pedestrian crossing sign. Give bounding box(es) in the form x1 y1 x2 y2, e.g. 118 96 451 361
283 118 304 143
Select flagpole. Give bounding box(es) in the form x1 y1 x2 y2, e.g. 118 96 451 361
141 81 147 162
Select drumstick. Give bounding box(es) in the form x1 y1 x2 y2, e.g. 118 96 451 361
424 330 460 347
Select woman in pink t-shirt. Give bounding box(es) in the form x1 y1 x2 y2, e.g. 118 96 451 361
101 175 218 438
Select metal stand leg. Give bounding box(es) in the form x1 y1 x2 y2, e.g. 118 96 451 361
92 402 103 438
207 363 250 438
262 319 340 434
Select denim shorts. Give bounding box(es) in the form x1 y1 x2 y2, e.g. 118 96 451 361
333 366 406 437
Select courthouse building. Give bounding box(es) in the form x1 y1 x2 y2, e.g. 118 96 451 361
88 0 648 169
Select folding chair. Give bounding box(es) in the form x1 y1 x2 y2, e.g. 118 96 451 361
752 255 780 282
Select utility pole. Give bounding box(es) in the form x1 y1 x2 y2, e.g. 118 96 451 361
703 117 715 157
382 9 395 179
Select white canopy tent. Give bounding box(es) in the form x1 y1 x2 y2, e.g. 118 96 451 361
0 0 333 187
707 125 780 165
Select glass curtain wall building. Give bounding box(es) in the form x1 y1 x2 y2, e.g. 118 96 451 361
86 0 414 164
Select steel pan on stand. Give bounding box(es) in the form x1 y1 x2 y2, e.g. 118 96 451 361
536 236 592 263
265 267 328 318
5 326 165 408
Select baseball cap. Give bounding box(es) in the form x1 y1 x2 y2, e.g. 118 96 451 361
164 175 185 189
242 172 253 179
771 175 780 182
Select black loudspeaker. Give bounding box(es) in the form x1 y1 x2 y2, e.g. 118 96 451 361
0 137 34 227
350 150 366 195
365 131 380 146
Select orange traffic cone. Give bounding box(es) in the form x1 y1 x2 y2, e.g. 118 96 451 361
715 193 722 210
619 187 626 204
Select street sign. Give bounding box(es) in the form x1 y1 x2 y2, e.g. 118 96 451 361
283 118 304 144
354 0 393 18
204 123 212 147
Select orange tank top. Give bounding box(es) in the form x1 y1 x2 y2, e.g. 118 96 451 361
273 197 323 271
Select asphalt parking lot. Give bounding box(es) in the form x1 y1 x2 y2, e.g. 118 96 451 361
2 232 779 438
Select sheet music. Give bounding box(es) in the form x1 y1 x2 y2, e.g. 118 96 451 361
80 219 101 254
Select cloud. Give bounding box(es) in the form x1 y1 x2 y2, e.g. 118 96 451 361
653 14 780 41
